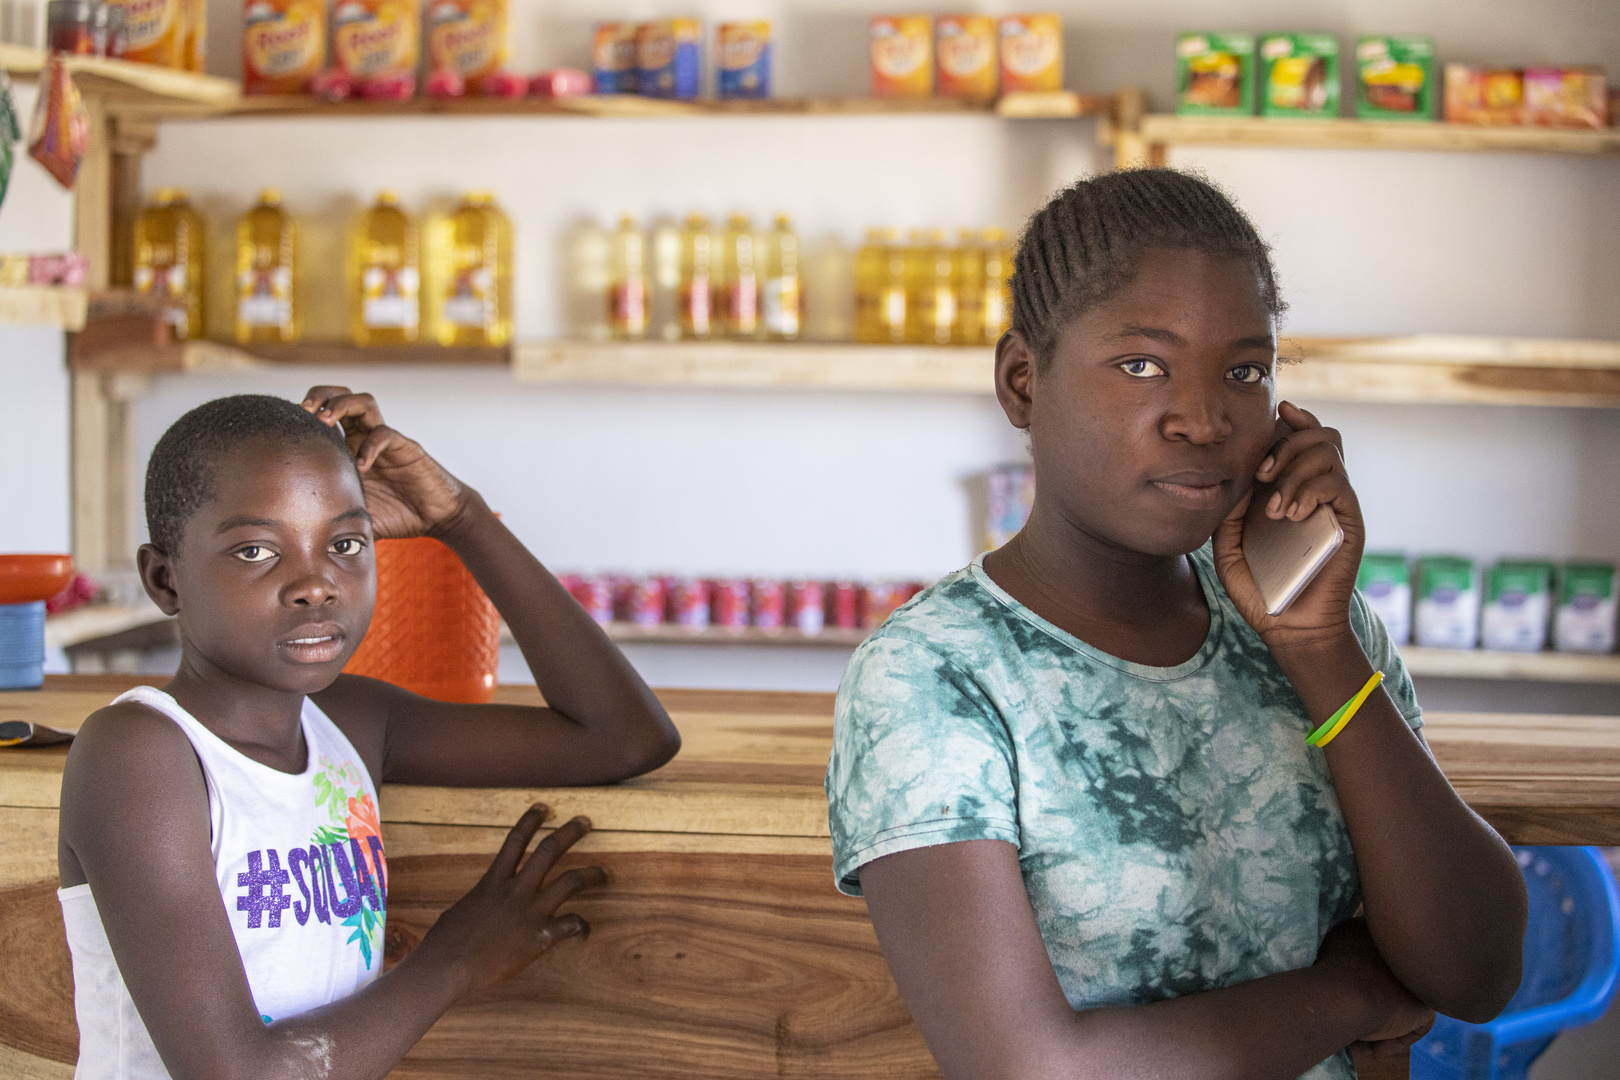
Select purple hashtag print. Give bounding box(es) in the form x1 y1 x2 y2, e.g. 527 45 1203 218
236 849 292 929
367 834 388 910
287 848 313 926
312 844 334 924
327 840 377 918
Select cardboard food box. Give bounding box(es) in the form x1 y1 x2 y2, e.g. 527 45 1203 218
1524 67 1608 129
935 14 997 101
637 18 701 100
1176 32 1256 115
1260 32 1338 116
1356 552 1411 645
426 0 509 93
1481 560 1554 653
1415 556 1479 650
1355 35 1436 119
592 21 639 93
716 21 771 99
870 15 933 98
1555 563 1618 655
1443 65 1524 125
241 0 326 94
997 14 1062 94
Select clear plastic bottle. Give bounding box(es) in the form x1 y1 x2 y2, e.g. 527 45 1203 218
904 227 954 345
562 218 610 341
980 226 1013 343
950 227 984 345
607 215 647 340
803 233 853 342
348 190 419 346
426 191 512 347
134 188 206 341
760 214 801 341
647 217 682 343
853 227 904 344
234 188 298 345
718 212 758 339
678 213 716 340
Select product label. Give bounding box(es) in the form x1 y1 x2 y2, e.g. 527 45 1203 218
1415 559 1478 649
592 22 639 92
1356 35 1435 118
998 15 1062 92
935 14 995 100
636 19 700 99
1176 31 1255 115
612 279 646 331
427 0 507 80
1555 564 1619 654
1481 563 1552 652
361 264 418 328
870 16 932 96
134 261 188 333
114 0 179 54
238 266 293 327
717 22 771 98
762 277 799 336
443 266 493 327
333 0 419 81
1261 33 1338 115
243 0 326 91
1356 553 1411 644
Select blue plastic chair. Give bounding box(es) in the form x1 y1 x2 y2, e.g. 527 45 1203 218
1411 846 1620 1080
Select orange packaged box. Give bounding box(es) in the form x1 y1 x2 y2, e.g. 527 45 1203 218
107 0 185 67
427 0 510 93
242 0 326 95
935 14 996 102
333 0 420 93
1443 65 1523 125
1524 67 1608 129
998 13 1062 93
870 15 932 98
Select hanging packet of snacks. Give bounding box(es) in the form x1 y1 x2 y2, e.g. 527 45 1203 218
0 70 21 210
28 55 90 190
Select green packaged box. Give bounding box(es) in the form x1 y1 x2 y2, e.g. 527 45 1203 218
1415 556 1477 650
1355 35 1436 119
1555 563 1618 655
1261 33 1339 116
1356 552 1410 644
1481 560 1554 653
1176 32 1256 115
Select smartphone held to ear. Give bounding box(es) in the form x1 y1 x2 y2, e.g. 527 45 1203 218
1242 483 1344 615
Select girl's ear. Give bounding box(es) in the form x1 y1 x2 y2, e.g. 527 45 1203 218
994 330 1036 431
137 544 181 617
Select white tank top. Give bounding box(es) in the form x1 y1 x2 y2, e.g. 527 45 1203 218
59 686 388 1079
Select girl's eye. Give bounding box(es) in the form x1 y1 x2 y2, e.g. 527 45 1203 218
234 546 274 563
1228 364 1269 385
1119 358 1166 378
331 538 365 556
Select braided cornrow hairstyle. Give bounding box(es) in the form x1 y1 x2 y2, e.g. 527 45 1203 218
1011 168 1285 366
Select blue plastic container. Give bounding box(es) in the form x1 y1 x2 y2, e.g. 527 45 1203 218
0 600 47 689
1412 846 1620 1080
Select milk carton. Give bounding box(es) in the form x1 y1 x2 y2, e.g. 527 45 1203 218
1480 561 1553 652
1554 563 1618 655
1356 552 1410 645
1414 556 1478 649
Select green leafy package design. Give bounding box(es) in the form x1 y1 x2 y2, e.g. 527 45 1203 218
1355 35 1436 119
1176 32 1256 116
1260 33 1339 116
1487 561 1553 603
1356 552 1409 590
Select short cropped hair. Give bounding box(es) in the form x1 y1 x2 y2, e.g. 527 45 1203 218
1011 168 1285 366
144 394 353 554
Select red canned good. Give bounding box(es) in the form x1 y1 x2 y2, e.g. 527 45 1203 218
709 578 751 630
861 581 907 629
627 575 666 627
573 575 614 625
750 579 786 631
667 577 710 629
788 580 825 635
829 580 860 629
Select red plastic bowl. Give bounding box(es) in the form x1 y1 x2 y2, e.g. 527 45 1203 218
0 554 74 605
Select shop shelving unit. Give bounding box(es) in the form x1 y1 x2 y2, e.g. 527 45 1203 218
0 284 87 328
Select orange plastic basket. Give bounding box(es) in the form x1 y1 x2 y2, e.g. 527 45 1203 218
344 537 500 703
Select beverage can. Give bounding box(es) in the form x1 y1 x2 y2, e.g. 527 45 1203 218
1554 563 1618 655
870 15 932 98
1481 561 1553 653
242 0 326 94
709 579 751 630
667 578 710 629
107 0 183 66
627 576 666 627
788 581 825 636
997 14 1062 93
750 579 786 631
830 582 860 629
637 18 701 100
934 14 996 101
716 21 770 98
1355 552 1411 645
333 0 419 88
427 0 509 92
1414 556 1479 650
861 582 908 629
572 575 613 625
592 21 639 93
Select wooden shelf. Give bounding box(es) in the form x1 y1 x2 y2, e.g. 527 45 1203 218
604 623 870 648
70 334 509 374
0 43 238 116
1133 114 1620 156
1401 646 1620 684
0 285 86 329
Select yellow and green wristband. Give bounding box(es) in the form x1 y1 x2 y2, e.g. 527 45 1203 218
1306 671 1385 748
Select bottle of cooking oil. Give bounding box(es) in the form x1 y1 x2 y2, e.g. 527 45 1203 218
905 228 954 345
607 215 647 340
803 232 852 342
980 226 1013 342
853 227 905 344
647 217 682 343
134 188 206 341
562 218 610 341
678 213 715 340
950 228 984 345
760 214 800 341
426 191 512 347
234 189 298 345
348 191 419 346
718 213 758 339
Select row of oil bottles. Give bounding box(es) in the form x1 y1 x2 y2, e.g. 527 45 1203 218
132 189 513 346
564 216 1014 346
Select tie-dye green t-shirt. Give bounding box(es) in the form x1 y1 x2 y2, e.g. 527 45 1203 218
826 545 1422 1080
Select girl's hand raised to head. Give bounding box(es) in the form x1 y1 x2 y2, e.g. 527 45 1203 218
302 386 473 539
1212 400 1367 649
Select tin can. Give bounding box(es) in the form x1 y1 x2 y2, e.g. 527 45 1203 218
716 21 771 98
667 577 710 629
861 581 906 629
710 579 751 630
751 579 786 631
998 14 1062 93
592 21 639 93
637 18 701 100
627 576 666 627
788 581 825 636
935 14 996 101
870 15 932 98
573 575 614 625
830 581 860 629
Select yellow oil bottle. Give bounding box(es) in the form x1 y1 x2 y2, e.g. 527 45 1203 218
718 213 758 339
904 228 954 345
760 214 801 341
803 233 853 342
426 191 512 347
349 191 420 346
234 189 298 345
980 226 1013 342
853 227 905 344
562 217 610 341
678 213 715 340
950 228 984 345
608 215 647 340
648 217 682 343
134 188 206 341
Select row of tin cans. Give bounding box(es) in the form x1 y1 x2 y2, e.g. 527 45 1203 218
558 575 927 635
592 20 771 99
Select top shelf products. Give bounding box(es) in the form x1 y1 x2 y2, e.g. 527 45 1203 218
871 14 1062 102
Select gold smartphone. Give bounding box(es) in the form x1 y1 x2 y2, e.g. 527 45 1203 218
1242 482 1344 616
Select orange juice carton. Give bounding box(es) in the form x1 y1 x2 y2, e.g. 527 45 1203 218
426 0 509 94
108 0 184 66
1524 67 1608 129
998 14 1062 93
1443 65 1524 125
242 0 326 95
333 0 419 95
592 21 638 93
870 15 932 98
637 18 701 100
934 14 996 101
716 21 771 99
